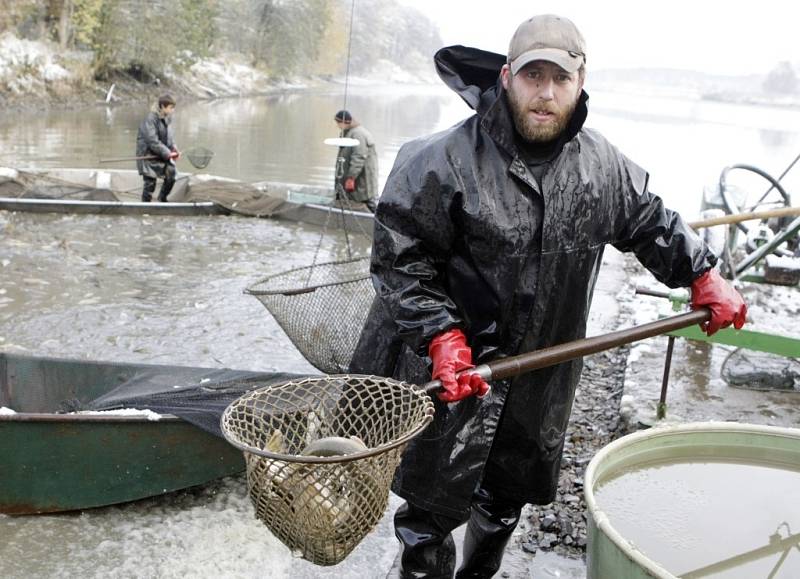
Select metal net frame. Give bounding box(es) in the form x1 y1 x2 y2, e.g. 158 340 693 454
245 256 374 373
220 374 435 566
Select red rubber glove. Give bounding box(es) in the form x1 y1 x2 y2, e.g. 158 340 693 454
690 269 747 336
429 328 490 403
344 177 356 192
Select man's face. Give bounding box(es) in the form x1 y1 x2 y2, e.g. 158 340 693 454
501 60 583 143
161 104 176 117
335 120 350 131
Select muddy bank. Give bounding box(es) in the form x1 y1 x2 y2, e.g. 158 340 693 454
0 33 436 113
0 57 338 113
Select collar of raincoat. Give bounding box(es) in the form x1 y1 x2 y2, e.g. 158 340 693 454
434 44 589 160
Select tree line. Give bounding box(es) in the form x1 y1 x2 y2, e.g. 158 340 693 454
0 0 443 80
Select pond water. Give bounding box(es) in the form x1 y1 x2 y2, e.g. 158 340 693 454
1 82 799 578
1 82 798 215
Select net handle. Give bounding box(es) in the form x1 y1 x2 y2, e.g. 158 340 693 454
98 147 213 170
423 308 711 394
222 311 709 463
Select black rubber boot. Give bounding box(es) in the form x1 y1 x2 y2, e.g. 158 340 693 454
455 488 523 578
392 502 463 579
158 165 176 202
142 177 156 202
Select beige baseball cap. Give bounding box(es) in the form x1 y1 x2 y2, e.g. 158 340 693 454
508 14 586 75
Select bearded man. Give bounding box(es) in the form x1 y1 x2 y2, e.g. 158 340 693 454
349 14 746 578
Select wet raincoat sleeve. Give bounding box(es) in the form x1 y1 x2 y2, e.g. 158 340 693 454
611 156 716 287
370 144 465 354
141 114 172 161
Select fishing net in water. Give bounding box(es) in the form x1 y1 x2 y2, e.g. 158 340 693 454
220 374 435 566
186 179 287 216
185 146 215 169
0 169 119 201
245 256 374 373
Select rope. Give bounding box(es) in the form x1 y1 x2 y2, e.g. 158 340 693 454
341 0 356 121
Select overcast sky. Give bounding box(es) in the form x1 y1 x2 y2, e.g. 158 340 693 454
396 0 799 76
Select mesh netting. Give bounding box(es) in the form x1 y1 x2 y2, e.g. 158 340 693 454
185 146 215 169
220 374 435 566
722 348 800 391
245 257 374 373
0 169 120 200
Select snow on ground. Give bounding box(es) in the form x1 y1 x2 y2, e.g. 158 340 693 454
0 32 72 94
175 53 284 99
622 255 799 427
73 408 163 420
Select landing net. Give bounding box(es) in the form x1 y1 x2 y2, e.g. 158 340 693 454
221 374 434 565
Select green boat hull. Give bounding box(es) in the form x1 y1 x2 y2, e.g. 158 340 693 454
0 353 248 514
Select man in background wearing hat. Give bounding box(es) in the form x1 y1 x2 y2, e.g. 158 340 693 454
349 13 746 578
334 109 379 212
136 93 180 202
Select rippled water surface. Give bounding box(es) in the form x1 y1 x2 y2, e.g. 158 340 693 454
1 83 799 578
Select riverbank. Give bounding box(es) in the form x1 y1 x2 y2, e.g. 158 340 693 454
0 31 437 112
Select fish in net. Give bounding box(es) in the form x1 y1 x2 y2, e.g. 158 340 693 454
221 374 435 565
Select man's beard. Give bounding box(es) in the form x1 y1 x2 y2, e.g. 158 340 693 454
507 84 578 143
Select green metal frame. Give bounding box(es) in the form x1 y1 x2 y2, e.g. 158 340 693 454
668 325 800 358
643 289 799 423
659 289 799 357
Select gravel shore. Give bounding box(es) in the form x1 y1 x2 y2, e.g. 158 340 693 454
513 346 638 562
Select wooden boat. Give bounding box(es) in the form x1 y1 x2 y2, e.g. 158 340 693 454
0 167 374 232
0 352 298 514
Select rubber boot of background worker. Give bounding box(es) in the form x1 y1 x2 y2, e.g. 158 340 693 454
142 176 157 202
157 164 177 202
392 501 461 578
456 487 523 578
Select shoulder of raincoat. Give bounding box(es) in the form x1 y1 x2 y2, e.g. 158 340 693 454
350 45 716 519
135 109 176 177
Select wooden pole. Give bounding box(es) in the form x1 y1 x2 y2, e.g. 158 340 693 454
424 309 711 393
688 206 800 230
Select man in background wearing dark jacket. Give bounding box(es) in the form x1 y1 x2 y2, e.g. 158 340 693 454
136 93 180 202
349 14 747 579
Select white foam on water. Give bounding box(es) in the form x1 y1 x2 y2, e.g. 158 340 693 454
0 475 402 578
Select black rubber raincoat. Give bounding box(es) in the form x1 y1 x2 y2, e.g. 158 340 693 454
349 46 716 520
